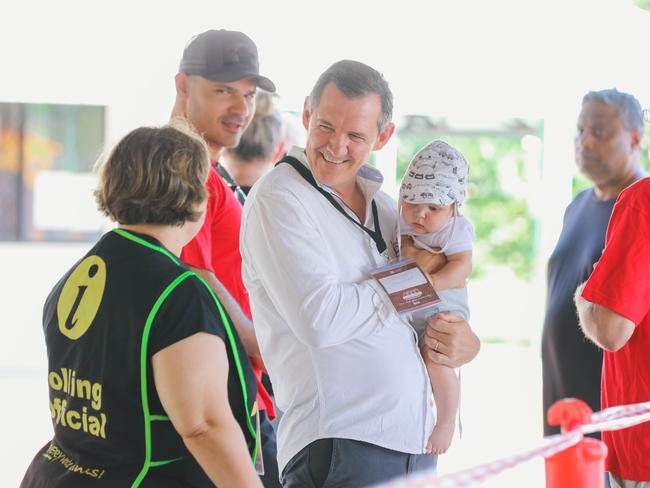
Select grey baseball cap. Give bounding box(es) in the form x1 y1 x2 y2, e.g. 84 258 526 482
179 29 276 93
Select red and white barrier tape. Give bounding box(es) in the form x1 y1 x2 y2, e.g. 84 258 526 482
379 431 581 488
375 401 650 488
584 401 650 435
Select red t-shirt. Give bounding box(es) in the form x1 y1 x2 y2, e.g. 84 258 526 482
582 177 650 481
182 166 275 418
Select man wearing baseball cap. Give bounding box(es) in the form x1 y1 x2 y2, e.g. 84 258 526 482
171 29 281 487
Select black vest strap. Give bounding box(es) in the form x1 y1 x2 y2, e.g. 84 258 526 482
277 156 387 254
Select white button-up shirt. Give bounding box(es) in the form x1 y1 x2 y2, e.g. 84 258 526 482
241 147 434 473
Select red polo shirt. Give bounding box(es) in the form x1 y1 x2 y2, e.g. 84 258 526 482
182 165 275 418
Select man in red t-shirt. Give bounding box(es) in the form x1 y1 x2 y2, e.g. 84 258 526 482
576 177 650 487
171 29 280 487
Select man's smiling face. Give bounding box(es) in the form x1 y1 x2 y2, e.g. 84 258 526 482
303 83 388 196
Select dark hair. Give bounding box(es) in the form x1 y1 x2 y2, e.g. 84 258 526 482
226 91 283 162
95 122 209 226
308 60 393 132
583 89 644 131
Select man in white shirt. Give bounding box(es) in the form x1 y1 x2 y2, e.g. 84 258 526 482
241 60 480 487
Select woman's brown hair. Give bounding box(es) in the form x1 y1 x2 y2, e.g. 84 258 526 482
95 122 209 226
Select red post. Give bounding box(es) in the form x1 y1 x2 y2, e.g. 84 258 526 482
544 398 608 488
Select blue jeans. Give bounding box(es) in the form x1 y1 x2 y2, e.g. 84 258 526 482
281 438 438 488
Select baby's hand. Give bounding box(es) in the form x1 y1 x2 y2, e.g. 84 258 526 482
401 236 448 278
401 235 419 259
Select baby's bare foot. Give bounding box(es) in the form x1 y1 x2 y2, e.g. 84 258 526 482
426 422 455 455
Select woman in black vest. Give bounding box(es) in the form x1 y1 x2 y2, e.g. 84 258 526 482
21 124 261 488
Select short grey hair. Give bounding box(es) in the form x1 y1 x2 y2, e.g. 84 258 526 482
308 60 393 132
582 88 644 131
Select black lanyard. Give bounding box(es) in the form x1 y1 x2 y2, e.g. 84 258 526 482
214 161 247 205
278 156 387 255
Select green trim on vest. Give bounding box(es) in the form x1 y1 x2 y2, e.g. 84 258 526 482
150 457 185 468
150 415 170 421
113 228 180 265
131 270 194 488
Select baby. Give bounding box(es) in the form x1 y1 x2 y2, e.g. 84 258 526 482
398 140 474 454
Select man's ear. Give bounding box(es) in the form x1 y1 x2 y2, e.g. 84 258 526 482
171 73 191 119
630 128 643 152
302 96 311 131
373 122 396 151
175 73 190 99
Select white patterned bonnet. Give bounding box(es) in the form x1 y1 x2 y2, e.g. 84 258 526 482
399 140 469 207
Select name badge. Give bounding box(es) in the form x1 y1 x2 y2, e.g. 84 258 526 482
370 258 440 314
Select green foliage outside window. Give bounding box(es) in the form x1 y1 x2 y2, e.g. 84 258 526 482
633 0 650 12
396 121 543 281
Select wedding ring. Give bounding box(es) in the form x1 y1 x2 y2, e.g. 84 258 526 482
433 339 440 352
